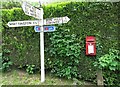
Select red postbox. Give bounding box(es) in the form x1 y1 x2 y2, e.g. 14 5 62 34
86 36 96 56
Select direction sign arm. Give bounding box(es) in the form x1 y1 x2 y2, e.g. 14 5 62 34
43 16 70 25
22 1 42 19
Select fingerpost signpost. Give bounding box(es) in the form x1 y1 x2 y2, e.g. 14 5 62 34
7 1 70 83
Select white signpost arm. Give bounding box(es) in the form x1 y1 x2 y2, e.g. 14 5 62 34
39 8 45 83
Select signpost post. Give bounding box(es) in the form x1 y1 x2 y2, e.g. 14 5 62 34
7 1 70 83
39 8 45 83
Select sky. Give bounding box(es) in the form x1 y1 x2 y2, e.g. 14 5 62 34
25 0 58 3
23 0 59 4
23 0 48 2
26 0 46 2
25 0 120 2
1 0 120 3
1 0 48 3
20 0 120 3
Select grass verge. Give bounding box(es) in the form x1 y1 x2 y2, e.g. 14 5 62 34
1 69 75 85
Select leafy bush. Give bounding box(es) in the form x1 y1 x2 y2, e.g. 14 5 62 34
98 49 120 71
103 70 120 86
45 28 81 79
0 53 2 71
26 64 36 74
2 49 13 72
96 49 120 86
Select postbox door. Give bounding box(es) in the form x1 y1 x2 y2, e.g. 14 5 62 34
86 36 96 55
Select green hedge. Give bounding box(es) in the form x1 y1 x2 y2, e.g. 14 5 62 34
2 2 119 85
2 8 40 66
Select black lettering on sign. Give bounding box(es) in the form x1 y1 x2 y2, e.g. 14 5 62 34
18 22 23 25
25 4 30 15
23 22 25 25
33 22 37 24
9 23 16 25
28 22 32 24
18 22 25 25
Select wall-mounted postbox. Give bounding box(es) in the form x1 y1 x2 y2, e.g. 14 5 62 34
86 36 96 56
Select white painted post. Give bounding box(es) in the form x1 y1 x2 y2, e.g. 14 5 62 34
39 8 45 82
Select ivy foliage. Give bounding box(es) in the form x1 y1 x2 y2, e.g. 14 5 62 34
26 64 38 74
97 49 120 86
45 28 81 79
2 48 13 72
98 49 120 71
